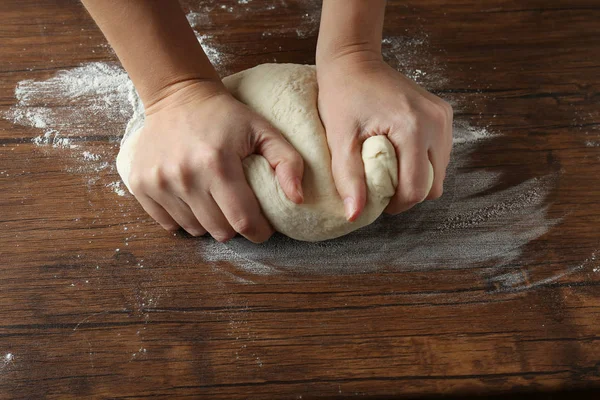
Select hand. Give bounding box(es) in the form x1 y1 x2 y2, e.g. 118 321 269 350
127 81 304 242
317 54 453 220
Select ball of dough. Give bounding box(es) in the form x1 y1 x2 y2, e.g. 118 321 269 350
117 64 434 242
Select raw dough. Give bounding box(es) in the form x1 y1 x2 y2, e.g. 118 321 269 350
117 64 433 242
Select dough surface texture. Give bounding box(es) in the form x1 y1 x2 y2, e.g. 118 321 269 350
117 64 431 241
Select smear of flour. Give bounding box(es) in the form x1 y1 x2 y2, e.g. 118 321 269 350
200 141 559 276
382 36 447 88
186 0 321 41
195 34 225 68
32 130 77 149
2 6 578 287
107 181 126 197
11 62 134 130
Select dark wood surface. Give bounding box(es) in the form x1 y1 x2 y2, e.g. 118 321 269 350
1 0 599 398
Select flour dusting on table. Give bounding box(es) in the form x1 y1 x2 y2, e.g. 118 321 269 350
3 6 568 284
200 139 559 276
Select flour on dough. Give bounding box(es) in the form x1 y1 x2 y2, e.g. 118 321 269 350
117 64 432 241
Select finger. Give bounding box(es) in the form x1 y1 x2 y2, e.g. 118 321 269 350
443 100 454 156
183 189 236 243
386 146 432 214
426 99 453 200
210 161 274 243
135 194 183 233
426 148 446 200
329 133 367 222
148 192 207 237
253 122 304 204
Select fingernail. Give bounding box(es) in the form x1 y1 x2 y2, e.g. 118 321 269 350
344 197 355 221
293 177 304 204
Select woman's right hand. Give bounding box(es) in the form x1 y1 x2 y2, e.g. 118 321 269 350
127 80 304 243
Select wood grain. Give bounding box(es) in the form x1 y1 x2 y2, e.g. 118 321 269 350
1 0 599 398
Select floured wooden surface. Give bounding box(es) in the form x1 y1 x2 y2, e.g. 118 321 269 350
1 0 599 398
3 10 576 280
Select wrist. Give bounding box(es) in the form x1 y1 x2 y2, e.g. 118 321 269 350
317 0 385 70
316 50 386 89
316 46 383 73
134 44 223 110
144 78 229 116
82 1 223 112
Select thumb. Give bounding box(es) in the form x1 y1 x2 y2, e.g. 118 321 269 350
254 123 304 204
329 135 367 222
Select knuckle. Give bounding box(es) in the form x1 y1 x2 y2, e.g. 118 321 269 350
148 165 169 190
434 106 447 124
232 217 255 236
164 162 181 180
172 163 195 191
441 99 454 120
290 151 304 169
401 112 419 133
253 122 277 142
161 165 179 184
128 172 143 193
200 148 228 176
404 186 429 205
425 99 447 125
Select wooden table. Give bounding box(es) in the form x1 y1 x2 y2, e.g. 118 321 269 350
1 0 599 398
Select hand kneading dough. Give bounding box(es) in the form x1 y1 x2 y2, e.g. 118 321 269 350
117 64 434 242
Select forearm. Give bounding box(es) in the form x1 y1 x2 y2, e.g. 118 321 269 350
316 0 386 66
82 0 221 108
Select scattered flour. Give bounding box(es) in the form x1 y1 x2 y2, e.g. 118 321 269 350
199 142 560 277
382 35 446 89
32 130 77 149
1 353 14 370
2 6 582 288
185 12 212 31
196 34 224 67
451 121 496 144
6 62 137 178
186 0 320 40
82 151 101 161
12 62 134 126
107 181 126 197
